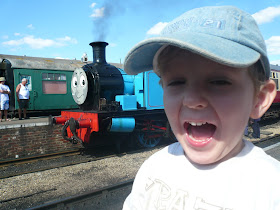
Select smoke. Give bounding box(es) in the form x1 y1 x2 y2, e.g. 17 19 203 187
89 0 183 41
90 1 125 41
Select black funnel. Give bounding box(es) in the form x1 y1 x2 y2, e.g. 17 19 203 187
89 41 108 64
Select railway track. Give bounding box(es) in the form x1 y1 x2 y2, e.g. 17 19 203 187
0 149 81 167
253 134 280 148
0 144 167 179
1 136 279 210
28 179 134 210
0 149 82 179
24 136 280 210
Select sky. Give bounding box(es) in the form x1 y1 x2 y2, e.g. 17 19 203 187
1 0 280 66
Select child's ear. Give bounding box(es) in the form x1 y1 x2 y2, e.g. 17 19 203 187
250 80 277 119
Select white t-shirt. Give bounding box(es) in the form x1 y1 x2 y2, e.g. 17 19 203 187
18 83 30 99
123 140 280 210
0 84 10 101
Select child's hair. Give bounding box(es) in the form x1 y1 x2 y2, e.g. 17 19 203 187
156 45 267 93
248 61 267 93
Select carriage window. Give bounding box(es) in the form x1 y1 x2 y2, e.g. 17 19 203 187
60 74 66 80
42 73 67 94
42 73 48 80
20 75 32 91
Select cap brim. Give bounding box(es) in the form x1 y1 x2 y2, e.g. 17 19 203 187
124 31 261 75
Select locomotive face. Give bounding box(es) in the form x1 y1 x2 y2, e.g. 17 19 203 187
71 68 88 105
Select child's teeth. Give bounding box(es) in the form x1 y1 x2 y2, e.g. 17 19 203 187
189 122 206 126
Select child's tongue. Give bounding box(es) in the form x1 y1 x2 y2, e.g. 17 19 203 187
188 123 216 139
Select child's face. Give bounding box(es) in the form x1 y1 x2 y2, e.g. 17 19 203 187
161 52 257 165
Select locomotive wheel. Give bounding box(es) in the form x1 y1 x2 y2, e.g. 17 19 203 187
134 132 162 148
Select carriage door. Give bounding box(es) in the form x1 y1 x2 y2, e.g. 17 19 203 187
13 69 35 110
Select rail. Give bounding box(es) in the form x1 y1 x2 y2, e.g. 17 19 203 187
28 179 134 210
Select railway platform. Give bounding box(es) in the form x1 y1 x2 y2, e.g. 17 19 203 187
0 116 50 130
0 115 82 161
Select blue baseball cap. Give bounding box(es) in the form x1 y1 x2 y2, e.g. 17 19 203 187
124 6 270 79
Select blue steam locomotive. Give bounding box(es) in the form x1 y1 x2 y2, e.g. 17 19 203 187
53 42 172 149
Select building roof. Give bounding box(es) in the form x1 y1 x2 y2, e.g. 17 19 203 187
0 54 124 71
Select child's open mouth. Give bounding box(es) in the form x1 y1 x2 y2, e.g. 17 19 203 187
184 121 216 147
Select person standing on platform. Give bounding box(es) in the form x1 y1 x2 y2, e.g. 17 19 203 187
252 118 261 138
244 118 261 138
0 77 11 121
16 78 30 120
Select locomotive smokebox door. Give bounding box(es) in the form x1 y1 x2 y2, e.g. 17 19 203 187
71 68 88 105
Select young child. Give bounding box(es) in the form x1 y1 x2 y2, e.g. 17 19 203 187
123 6 280 209
0 77 11 121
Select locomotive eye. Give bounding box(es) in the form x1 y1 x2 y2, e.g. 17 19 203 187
72 77 78 87
80 75 86 87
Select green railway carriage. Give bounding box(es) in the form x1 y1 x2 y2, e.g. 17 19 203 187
0 54 82 112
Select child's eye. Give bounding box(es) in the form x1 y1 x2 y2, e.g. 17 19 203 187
167 80 185 86
210 80 231 85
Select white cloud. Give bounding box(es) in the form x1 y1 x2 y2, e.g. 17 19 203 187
14 33 20 36
2 35 9 39
252 6 280 24
90 7 105 18
27 24 35 29
265 36 280 55
2 35 77 49
147 22 168 35
56 36 78 44
90 3 96 8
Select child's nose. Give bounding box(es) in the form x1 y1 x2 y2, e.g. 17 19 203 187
182 87 208 109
